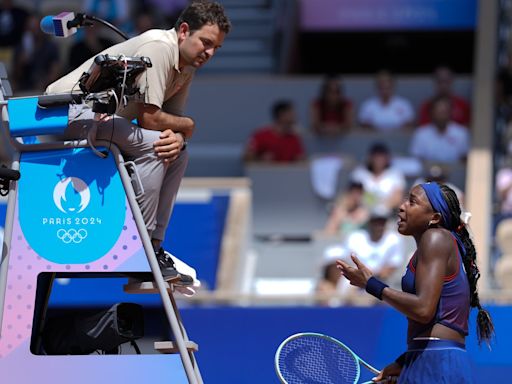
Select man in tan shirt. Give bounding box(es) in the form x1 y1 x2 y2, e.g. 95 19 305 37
46 1 231 283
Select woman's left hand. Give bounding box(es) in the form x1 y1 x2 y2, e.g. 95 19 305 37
336 253 373 289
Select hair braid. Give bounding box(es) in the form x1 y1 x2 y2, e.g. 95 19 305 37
440 184 495 347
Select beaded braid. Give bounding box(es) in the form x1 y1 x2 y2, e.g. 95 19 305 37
439 184 495 347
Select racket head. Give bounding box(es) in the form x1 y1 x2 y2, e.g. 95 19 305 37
275 332 361 384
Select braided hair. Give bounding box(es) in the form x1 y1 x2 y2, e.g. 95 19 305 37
439 184 495 347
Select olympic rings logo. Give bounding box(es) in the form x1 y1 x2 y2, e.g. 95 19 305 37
56 228 88 244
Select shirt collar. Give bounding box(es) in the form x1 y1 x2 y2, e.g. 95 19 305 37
169 28 181 72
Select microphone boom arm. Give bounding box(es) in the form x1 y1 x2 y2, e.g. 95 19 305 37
76 13 129 41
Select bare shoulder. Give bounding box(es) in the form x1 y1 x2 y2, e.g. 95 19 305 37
418 228 454 260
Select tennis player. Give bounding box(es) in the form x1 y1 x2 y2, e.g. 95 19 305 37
336 182 494 383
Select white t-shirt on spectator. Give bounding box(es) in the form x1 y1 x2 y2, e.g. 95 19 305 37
358 96 415 131
344 229 404 273
350 166 406 207
409 122 469 163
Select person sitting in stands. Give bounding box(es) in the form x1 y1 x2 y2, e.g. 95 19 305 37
418 66 471 127
358 70 415 131
410 95 470 164
310 74 353 136
343 205 405 283
243 100 306 163
323 181 369 240
350 142 406 210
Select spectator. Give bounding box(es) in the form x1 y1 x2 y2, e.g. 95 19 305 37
418 66 471 127
315 246 350 306
350 142 406 210
358 70 415 131
243 100 306 163
316 258 342 302
0 0 29 73
0 0 28 47
67 27 114 73
133 11 155 35
495 162 512 218
410 95 470 163
84 0 132 32
11 13 61 92
343 205 404 283
323 181 369 239
310 74 353 136
413 164 465 206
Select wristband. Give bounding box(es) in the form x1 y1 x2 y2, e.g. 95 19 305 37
365 276 388 300
395 352 406 367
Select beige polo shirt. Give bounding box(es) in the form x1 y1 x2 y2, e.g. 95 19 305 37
45 28 195 121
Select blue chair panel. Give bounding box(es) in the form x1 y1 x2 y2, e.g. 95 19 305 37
7 97 68 137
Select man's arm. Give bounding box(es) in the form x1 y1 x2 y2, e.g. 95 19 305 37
137 103 195 138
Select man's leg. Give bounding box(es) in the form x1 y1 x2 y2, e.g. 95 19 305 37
67 106 165 235
66 106 193 284
151 150 189 247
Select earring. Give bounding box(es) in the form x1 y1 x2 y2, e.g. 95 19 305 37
428 220 433 227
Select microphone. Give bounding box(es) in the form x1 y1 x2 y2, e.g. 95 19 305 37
40 12 90 38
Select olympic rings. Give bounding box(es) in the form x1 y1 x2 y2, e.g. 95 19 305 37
56 228 88 244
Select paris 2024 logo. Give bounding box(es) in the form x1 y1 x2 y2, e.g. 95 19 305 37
19 150 126 264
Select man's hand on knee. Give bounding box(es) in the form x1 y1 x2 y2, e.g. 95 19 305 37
153 129 184 163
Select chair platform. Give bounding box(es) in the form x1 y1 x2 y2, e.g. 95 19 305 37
155 341 199 354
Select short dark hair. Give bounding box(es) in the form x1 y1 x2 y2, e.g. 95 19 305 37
175 1 231 34
272 100 293 120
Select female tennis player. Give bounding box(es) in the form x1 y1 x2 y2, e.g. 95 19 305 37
336 182 494 383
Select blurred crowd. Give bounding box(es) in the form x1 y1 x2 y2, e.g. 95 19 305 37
0 0 507 300
240 66 474 303
0 0 188 93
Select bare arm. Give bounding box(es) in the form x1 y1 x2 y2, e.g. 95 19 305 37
137 103 195 138
381 230 450 323
337 229 452 323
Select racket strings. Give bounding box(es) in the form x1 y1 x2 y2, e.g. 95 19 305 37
278 336 360 384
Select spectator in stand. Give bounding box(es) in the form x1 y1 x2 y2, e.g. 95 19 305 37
358 70 415 131
410 95 470 164
243 100 306 163
84 0 132 33
350 142 406 210
418 66 471 127
0 0 29 73
310 74 353 136
11 13 61 92
343 205 405 283
323 181 369 239
0 0 28 47
414 164 465 207
133 11 155 35
495 162 512 218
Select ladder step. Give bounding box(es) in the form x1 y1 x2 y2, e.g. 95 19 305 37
123 280 172 294
155 341 199 354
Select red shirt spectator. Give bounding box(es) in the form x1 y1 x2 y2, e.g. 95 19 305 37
418 66 471 126
244 100 305 163
310 75 353 136
246 126 304 162
419 94 470 126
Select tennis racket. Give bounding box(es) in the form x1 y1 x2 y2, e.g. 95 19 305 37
275 332 386 384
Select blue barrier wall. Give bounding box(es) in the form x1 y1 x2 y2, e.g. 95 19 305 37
181 306 511 383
